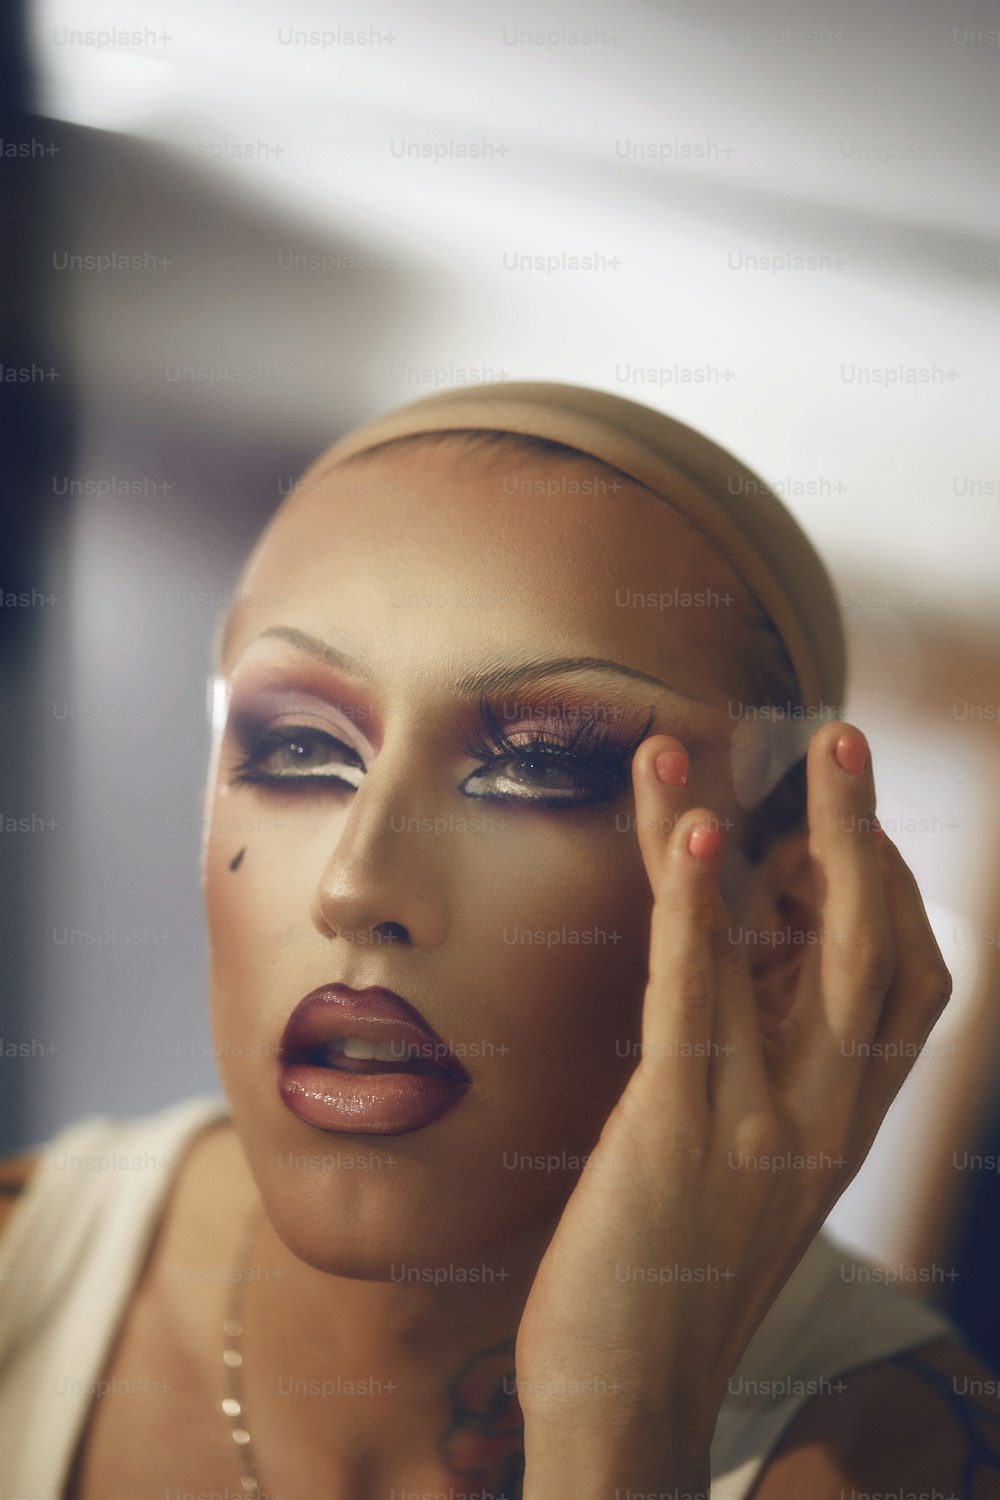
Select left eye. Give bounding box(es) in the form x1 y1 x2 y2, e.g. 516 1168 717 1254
461 752 621 805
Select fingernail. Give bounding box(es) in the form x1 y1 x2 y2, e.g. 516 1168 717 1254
687 823 722 860
835 734 868 775
655 750 688 786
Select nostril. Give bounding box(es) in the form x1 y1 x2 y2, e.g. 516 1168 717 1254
372 921 408 945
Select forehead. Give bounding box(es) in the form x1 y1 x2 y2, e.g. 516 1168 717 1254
222 439 758 709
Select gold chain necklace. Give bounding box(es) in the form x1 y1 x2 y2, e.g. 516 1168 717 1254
219 1208 526 1500
221 1205 270 1499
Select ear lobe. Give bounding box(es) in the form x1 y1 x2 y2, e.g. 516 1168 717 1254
739 831 817 1040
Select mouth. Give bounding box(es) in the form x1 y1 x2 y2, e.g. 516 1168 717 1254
276 983 471 1136
300 1038 456 1077
279 984 471 1082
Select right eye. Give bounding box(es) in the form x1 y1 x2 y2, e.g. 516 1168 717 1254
229 725 365 791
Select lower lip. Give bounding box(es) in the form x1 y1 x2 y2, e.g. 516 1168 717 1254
278 1061 470 1135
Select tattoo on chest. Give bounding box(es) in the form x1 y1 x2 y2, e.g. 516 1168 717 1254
437 1337 524 1500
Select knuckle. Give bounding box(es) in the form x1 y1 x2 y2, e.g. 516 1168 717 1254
930 955 953 998
921 959 953 1016
735 1110 783 1158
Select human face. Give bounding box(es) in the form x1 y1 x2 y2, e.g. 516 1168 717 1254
203 439 758 1277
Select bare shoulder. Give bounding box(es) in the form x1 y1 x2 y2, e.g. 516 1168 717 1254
0 1151 38 1239
749 1334 1000 1498
0 1113 239 1248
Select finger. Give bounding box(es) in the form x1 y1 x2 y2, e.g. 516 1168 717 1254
852 827 954 1152
784 722 895 1111
632 736 772 1121
631 734 722 1111
703 887 772 1128
630 732 690 888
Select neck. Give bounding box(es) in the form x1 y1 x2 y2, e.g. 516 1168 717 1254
207 1124 550 1494
247 1203 546 1387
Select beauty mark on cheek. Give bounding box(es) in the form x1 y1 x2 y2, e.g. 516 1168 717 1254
229 847 247 872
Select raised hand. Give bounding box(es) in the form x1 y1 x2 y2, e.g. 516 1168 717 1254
514 721 953 1497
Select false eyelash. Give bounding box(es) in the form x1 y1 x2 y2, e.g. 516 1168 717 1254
456 692 657 778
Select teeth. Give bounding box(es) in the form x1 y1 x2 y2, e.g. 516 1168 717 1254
336 1035 418 1063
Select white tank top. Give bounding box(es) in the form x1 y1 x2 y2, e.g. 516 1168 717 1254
0 1094 960 1499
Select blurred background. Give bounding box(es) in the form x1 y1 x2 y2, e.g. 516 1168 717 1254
2 0 999 1362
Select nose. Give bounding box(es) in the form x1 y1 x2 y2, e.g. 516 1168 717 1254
308 738 451 951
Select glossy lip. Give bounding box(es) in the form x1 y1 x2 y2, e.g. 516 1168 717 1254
279 984 471 1080
277 983 471 1136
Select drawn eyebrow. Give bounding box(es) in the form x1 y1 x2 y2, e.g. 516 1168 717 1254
238 625 713 708
450 653 712 707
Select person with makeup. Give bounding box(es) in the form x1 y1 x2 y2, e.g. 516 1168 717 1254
1 381 999 1499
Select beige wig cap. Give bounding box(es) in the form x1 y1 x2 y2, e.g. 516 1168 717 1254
300 380 846 723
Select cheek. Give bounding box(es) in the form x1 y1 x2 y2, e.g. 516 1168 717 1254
202 785 319 1021
458 819 655 1097
204 805 332 1124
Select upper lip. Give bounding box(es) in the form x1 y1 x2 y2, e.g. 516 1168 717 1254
279 983 471 1084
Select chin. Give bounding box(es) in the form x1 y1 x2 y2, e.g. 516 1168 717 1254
222 1078 566 1281
254 1166 542 1283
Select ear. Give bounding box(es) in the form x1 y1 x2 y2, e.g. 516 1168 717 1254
735 829 818 1041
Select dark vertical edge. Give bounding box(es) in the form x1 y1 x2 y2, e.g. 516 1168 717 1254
0 5 75 1150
